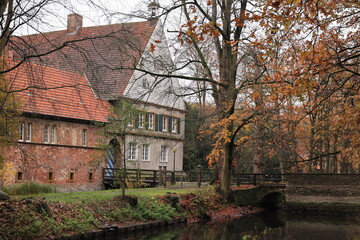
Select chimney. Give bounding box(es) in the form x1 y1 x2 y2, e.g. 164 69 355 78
148 1 160 26
67 13 83 33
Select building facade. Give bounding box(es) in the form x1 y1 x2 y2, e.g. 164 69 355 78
5 14 185 192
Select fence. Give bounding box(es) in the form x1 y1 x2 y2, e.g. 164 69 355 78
102 167 214 188
231 173 286 186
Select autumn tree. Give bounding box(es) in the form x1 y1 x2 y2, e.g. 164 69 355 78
128 0 359 198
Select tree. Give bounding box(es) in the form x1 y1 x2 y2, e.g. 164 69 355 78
99 99 144 196
131 0 359 199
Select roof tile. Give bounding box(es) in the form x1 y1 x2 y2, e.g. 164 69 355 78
13 20 157 100
7 61 110 122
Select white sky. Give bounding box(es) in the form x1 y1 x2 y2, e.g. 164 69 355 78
17 0 149 35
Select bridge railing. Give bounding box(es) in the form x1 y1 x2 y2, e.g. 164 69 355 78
102 168 214 188
232 173 286 186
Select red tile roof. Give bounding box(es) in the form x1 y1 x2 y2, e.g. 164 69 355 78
11 20 157 100
7 61 110 122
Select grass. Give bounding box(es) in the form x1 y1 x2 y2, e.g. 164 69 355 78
3 182 56 195
1 186 225 239
12 187 200 203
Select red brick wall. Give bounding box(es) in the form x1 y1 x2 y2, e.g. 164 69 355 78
5 117 106 192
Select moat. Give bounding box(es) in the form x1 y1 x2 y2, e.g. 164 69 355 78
111 211 360 240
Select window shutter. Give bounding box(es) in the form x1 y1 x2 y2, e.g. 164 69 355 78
177 117 181 134
145 112 149 129
135 114 139 128
155 114 159 131
168 117 172 132
159 115 163 131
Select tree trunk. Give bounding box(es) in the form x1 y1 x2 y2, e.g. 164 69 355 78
220 140 234 200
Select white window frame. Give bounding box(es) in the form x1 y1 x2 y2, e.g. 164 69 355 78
147 113 154 130
51 126 57 144
138 113 144 129
160 146 168 162
142 144 150 161
171 117 177 133
162 116 167 132
82 129 87 147
25 123 32 142
44 125 50 143
128 143 137 160
19 123 24 142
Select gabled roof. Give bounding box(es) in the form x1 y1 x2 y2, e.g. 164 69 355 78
7 60 110 122
12 20 157 100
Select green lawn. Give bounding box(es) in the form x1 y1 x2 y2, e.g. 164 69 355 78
13 187 199 202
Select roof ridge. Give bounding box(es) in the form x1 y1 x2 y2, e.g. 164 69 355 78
17 20 156 38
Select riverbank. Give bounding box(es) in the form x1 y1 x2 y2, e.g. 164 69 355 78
0 186 262 240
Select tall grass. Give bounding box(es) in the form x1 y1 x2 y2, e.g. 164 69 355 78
3 182 56 195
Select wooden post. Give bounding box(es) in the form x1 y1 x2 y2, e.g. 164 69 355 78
163 166 167 188
171 171 175 185
159 166 163 186
153 170 157 187
180 171 183 188
197 165 202 188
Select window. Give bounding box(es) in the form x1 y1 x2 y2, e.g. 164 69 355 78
16 171 23 182
147 113 154 130
138 113 144 128
162 116 167 132
82 129 87 147
160 146 167 162
127 113 134 127
88 172 94 181
51 126 57 144
48 171 54 182
128 143 137 160
19 123 24 141
142 144 150 161
69 172 74 181
25 123 32 142
171 117 177 133
44 126 50 143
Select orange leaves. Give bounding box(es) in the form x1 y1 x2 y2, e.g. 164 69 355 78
149 40 162 52
149 43 155 52
178 19 221 45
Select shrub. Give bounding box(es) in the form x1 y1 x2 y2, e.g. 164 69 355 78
137 198 180 221
3 182 56 195
105 197 181 222
179 186 222 219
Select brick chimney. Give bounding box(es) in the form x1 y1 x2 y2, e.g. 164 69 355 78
67 13 83 33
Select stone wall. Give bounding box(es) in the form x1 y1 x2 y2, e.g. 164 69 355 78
285 174 360 208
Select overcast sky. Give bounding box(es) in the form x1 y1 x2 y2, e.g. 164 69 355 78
17 0 151 35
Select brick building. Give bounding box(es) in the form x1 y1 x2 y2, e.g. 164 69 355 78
5 15 186 192
5 61 110 192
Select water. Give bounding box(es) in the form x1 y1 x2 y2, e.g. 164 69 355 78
111 211 360 240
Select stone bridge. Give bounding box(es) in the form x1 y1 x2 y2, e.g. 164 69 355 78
232 173 360 211
285 173 360 213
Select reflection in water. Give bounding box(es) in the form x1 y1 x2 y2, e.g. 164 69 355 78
113 212 360 240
